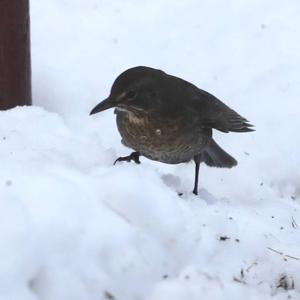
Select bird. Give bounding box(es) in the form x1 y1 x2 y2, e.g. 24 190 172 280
90 66 254 195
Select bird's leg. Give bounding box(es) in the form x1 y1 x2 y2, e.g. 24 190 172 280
114 151 141 165
193 155 201 195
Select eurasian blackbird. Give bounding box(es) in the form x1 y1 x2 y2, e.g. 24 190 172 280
90 66 254 195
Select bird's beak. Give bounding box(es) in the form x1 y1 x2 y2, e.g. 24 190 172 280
90 97 115 115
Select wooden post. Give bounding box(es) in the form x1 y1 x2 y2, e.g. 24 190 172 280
0 0 32 110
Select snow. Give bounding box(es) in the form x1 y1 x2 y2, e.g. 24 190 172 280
0 0 299 299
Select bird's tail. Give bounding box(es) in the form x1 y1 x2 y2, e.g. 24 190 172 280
201 139 237 168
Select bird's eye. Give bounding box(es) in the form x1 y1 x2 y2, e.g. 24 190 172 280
125 90 136 99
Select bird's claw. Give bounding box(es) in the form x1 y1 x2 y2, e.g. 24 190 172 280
113 152 141 165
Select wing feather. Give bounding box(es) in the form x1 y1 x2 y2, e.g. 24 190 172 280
189 88 254 133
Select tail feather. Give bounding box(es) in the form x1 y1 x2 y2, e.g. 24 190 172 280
201 139 237 168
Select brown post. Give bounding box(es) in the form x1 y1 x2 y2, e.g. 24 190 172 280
0 0 32 110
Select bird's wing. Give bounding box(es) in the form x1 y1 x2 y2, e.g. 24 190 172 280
188 88 254 133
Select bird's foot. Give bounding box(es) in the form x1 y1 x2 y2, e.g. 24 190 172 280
113 152 141 165
192 188 198 195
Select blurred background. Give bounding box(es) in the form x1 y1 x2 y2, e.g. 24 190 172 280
31 0 299 114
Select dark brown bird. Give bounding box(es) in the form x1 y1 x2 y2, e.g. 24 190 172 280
90 66 254 195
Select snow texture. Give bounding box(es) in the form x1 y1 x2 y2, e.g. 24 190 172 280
0 0 300 299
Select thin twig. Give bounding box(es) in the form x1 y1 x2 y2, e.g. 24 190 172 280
233 277 247 285
246 260 258 272
291 216 298 229
267 247 300 261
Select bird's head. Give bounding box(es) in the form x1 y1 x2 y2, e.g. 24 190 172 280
90 66 164 115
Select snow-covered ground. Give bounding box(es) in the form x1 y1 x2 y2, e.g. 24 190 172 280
0 0 299 299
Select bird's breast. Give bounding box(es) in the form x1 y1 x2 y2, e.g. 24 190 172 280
126 110 147 126
115 109 210 164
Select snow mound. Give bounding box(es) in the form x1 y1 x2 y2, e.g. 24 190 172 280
0 107 299 300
